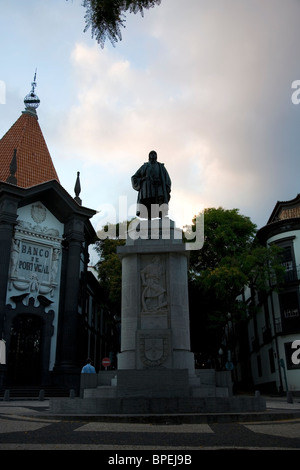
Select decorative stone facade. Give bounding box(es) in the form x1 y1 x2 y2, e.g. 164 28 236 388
0 180 98 390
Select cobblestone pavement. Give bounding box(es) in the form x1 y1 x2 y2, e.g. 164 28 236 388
0 396 300 452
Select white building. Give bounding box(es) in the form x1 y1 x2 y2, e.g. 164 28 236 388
246 194 300 394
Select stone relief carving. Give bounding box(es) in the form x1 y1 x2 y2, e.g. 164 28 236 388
50 248 60 283
138 333 170 368
8 239 61 307
9 238 20 278
17 220 60 240
31 202 47 224
7 203 63 310
140 256 168 313
8 229 61 312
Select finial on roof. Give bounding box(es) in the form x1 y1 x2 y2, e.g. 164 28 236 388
23 69 40 117
74 171 82 205
6 149 17 185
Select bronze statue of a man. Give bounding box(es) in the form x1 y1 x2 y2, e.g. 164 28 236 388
131 150 171 219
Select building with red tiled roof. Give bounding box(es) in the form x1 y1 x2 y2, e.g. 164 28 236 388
0 76 59 188
0 78 103 393
0 111 60 188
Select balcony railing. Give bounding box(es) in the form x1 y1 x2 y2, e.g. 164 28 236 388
270 265 300 286
283 265 300 283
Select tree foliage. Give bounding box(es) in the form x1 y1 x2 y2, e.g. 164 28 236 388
76 0 162 47
189 207 284 317
188 207 257 273
93 222 126 314
187 207 285 361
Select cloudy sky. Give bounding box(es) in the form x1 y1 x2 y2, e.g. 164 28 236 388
1 0 300 243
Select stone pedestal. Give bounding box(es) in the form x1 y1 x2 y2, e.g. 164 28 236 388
117 218 195 378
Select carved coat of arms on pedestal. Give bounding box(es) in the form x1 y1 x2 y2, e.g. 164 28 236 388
138 332 171 368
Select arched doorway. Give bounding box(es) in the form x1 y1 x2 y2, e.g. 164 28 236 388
8 314 43 385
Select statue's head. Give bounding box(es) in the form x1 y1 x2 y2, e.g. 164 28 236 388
148 150 157 162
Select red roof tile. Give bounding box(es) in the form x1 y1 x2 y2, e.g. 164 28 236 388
0 111 60 188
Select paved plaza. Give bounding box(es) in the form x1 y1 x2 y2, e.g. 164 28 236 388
0 395 300 452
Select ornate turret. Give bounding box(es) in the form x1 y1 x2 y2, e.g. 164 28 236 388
0 74 60 187
23 70 40 118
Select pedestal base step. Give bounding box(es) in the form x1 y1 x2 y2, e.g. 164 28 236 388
50 395 266 415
